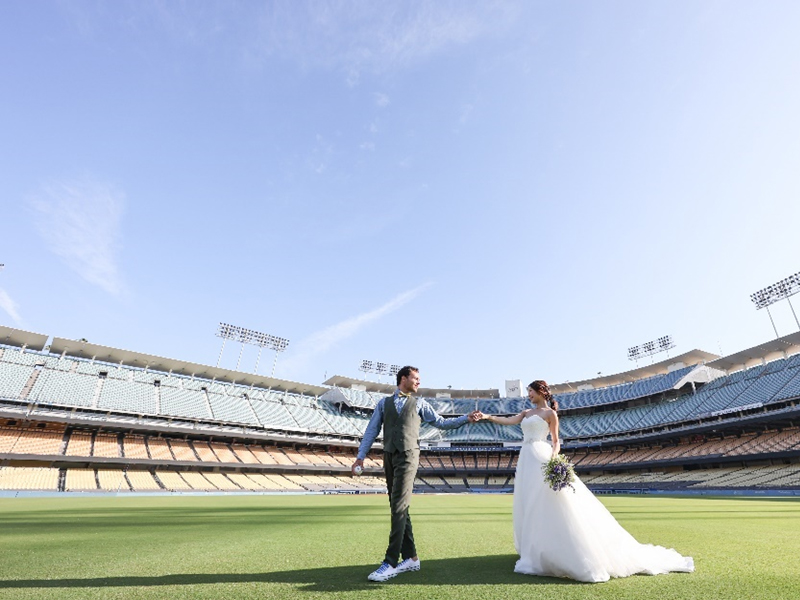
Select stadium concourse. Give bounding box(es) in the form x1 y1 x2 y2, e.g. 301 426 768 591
1 325 800 496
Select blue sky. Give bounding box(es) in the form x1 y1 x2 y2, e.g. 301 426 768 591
2 1 800 391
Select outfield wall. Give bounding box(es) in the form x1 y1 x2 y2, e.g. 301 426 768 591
594 489 800 497
3 487 800 499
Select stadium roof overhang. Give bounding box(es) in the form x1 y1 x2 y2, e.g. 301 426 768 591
550 349 720 393
48 337 328 396
323 375 500 399
706 331 800 373
0 325 48 351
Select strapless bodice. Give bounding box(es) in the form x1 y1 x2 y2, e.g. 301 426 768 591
521 414 549 443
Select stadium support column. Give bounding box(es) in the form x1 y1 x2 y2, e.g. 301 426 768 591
215 323 289 376
788 297 800 331
254 346 264 374
216 337 227 368
265 335 290 377
765 306 780 338
271 351 279 378
236 342 245 371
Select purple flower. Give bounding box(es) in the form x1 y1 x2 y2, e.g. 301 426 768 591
541 454 576 493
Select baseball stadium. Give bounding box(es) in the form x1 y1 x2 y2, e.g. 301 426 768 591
1 319 800 599
4 2 800 598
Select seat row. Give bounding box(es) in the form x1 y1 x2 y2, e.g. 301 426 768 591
566 428 800 467
581 463 800 489
0 425 382 470
418 453 517 470
6 345 800 442
414 464 800 492
0 349 371 436
0 466 387 493
554 366 695 410
415 474 512 490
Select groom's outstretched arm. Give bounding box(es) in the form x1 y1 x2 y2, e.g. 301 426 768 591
417 398 475 429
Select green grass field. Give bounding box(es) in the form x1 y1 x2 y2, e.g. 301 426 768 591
1 494 798 600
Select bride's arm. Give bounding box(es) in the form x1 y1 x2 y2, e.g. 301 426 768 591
483 411 526 426
548 411 561 457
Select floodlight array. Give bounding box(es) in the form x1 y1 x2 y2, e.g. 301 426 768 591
216 322 289 352
359 360 401 378
750 272 800 310
627 334 675 361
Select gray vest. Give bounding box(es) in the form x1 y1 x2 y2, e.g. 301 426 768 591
382 395 421 453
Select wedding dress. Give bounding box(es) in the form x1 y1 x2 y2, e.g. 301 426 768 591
512 414 694 582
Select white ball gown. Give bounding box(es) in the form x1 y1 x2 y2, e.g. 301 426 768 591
512 414 694 582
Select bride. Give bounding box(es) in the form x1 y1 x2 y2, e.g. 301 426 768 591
480 380 694 583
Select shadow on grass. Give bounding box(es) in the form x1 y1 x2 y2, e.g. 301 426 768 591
0 555 580 591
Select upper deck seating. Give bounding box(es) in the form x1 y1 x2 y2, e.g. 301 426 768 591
29 369 97 408
321 405 364 436
98 378 156 414
249 394 299 430
0 361 34 399
556 366 694 410
334 387 383 409
208 391 259 425
159 385 210 420
285 403 334 433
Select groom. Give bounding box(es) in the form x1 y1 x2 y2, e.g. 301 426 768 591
352 366 480 582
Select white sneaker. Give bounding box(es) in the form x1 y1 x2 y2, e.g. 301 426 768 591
367 562 398 582
396 557 421 573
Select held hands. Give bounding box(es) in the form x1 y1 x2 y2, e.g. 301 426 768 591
468 410 484 422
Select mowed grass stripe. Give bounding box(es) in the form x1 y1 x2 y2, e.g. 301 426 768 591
0 495 798 600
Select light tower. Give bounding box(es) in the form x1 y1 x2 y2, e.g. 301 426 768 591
627 335 676 366
215 323 290 377
750 272 800 338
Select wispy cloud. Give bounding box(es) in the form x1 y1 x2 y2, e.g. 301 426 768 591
310 133 334 174
58 2 518 84
374 92 390 107
280 282 433 376
59 1 229 45
0 289 22 324
30 178 126 295
253 1 518 83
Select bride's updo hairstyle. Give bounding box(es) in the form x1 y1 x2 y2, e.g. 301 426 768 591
529 380 558 411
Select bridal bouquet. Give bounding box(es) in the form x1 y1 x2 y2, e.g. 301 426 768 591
542 454 576 493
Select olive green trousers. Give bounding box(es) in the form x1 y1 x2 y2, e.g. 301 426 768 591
383 448 420 567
